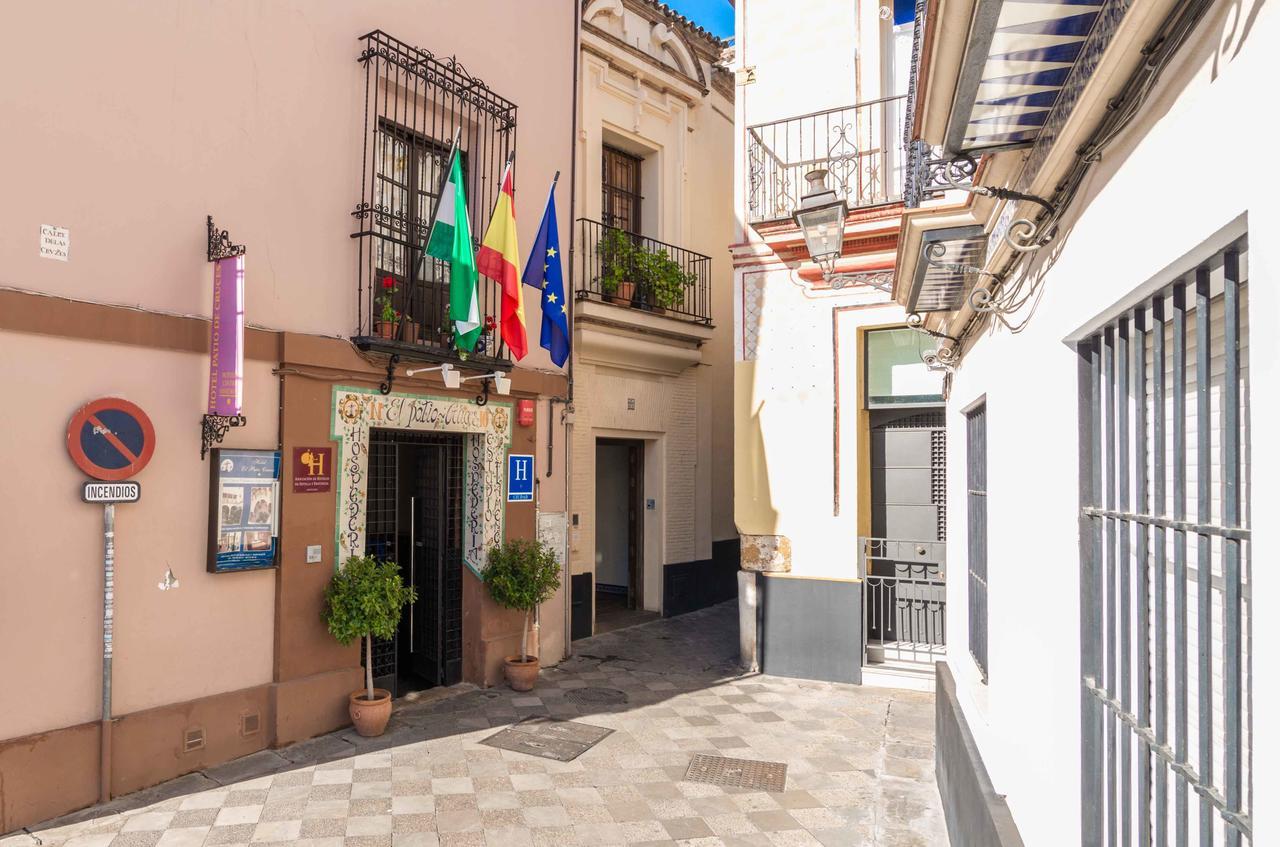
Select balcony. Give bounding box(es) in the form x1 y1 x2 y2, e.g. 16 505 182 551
575 219 713 325
349 30 518 367
746 95 907 225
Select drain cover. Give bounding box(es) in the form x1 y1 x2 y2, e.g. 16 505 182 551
684 754 787 792
481 717 613 762
565 687 628 705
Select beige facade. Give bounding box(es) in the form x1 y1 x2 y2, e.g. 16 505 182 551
567 0 735 628
730 0 924 578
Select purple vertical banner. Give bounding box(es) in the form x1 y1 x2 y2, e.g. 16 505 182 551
208 256 245 416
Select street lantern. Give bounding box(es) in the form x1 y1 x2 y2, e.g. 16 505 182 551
793 169 848 267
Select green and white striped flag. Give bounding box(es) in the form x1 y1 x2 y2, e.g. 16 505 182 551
425 147 481 352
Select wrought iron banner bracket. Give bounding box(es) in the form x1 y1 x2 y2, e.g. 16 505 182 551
201 414 246 460
207 215 246 262
474 376 491 407
378 354 401 396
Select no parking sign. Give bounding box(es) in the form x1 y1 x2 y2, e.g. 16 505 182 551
66 397 156 481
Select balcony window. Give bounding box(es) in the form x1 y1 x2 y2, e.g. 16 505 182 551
350 30 517 364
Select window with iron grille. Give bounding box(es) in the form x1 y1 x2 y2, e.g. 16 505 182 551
1077 240 1251 846
965 401 988 681
351 30 517 364
602 145 643 234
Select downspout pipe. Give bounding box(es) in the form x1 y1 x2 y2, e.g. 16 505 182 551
558 0 582 658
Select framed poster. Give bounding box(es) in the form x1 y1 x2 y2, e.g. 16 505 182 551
207 448 281 572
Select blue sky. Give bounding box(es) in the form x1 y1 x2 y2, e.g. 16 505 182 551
663 0 734 40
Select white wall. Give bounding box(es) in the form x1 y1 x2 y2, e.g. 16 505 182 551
944 3 1279 843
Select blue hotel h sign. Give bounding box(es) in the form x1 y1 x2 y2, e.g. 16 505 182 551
507 454 534 502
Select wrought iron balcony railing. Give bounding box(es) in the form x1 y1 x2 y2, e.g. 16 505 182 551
747 95 907 224
350 29 517 366
575 219 712 325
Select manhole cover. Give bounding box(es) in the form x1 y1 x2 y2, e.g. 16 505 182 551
566 687 628 705
684 754 787 792
480 717 613 762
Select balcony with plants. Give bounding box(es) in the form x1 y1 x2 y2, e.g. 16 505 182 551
575 219 712 325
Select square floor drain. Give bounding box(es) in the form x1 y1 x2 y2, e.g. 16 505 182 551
481 717 613 762
684 753 787 792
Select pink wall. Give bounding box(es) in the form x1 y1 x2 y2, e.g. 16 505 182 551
0 1 576 741
0 0 575 371
0 334 278 739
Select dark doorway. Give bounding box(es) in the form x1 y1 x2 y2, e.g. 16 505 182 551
867 409 946 648
593 439 648 634
365 429 464 697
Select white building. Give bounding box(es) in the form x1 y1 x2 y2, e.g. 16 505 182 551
895 0 1278 842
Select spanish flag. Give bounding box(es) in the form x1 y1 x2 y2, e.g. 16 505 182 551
477 156 527 360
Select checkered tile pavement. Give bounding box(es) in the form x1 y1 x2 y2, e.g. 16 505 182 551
6 602 947 846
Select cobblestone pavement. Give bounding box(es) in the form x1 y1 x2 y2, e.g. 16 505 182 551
7 602 947 847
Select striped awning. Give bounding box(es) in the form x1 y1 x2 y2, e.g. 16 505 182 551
945 0 1105 153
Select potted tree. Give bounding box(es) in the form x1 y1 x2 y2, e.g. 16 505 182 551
597 227 636 306
322 554 417 737
482 539 562 691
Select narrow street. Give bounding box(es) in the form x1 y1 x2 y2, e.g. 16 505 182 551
8 604 946 847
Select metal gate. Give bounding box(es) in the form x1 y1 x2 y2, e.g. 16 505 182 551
365 429 464 695
1077 242 1251 845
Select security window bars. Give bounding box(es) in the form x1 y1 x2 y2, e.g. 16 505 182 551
602 145 643 234
965 402 988 681
1077 242 1251 846
351 30 517 364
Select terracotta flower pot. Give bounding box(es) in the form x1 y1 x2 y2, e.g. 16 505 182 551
375 320 397 340
504 655 540 692
607 280 635 306
348 688 392 737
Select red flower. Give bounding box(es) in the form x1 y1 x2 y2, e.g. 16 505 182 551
484 315 497 331
381 275 396 290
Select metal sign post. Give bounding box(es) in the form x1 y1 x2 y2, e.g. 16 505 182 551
100 502 115 804
66 397 155 805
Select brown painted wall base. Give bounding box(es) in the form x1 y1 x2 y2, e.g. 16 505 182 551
0 668 364 835
0 720 100 835
110 684 273 797
272 667 364 747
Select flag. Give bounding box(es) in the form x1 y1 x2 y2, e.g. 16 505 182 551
522 180 569 367
477 158 527 359
425 144 481 352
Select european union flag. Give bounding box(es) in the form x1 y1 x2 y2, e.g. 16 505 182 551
522 181 570 367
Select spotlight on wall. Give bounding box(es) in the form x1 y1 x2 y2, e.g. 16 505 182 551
405 362 461 389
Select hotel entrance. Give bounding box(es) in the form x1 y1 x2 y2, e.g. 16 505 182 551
364 429 465 696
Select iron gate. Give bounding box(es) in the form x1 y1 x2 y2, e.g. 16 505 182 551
1077 242 1251 845
365 429 464 695
858 537 946 664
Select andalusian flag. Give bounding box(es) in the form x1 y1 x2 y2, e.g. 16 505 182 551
476 156 527 360
425 143 481 352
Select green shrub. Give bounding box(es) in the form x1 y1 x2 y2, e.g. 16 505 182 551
322 554 416 700
482 539 562 662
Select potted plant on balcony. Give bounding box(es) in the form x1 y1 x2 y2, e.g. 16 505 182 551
597 227 636 306
375 275 399 339
482 538 562 691
322 554 417 737
644 249 696 315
